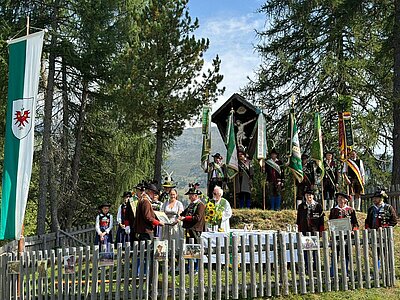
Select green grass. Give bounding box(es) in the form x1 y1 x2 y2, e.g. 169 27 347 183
232 209 400 299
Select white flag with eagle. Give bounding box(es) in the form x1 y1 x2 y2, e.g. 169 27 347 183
0 31 44 240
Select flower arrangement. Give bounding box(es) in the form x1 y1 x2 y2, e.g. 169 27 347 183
205 199 223 226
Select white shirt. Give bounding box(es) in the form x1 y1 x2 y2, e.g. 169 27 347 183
214 197 232 232
95 214 113 235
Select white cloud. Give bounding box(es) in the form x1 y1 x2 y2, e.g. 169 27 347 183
195 13 264 112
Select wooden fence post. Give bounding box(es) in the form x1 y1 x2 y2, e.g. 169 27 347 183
265 233 272 297
231 235 239 300
322 231 331 292
296 232 306 295
331 232 339 291
387 227 396 286
249 234 257 298
354 230 363 289
289 232 298 294
199 238 205 300
257 234 265 297
207 237 212 300
240 235 247 299
314 232 323 293
370 229 380 288
216 237 222 300
224 235 230 299
91 246 99 300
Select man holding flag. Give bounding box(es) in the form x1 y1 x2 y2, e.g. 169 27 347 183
286 106 303 209
0 30 44 240
310 111 325 208
343 150 365 211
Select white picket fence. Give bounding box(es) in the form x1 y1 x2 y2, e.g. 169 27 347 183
0 227 395 299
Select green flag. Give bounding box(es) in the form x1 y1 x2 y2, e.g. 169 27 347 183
226 110 238 179
1 31 44 240
201 106 211 171
287 109 303 182
311 112 324 178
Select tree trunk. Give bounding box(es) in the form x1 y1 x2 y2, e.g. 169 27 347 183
66 79 88 228
154 107 164 185
49 144 60 232
392 0 400 185
37 35 56 235
60 56 70 194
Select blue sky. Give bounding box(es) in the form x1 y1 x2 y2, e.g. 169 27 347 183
187 0 265 111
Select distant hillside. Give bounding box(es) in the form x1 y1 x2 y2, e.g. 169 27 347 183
164 126 226 190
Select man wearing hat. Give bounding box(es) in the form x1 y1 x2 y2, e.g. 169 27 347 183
296 189 324 272
365 189 397 229
116 191 133 246
296 153 316 208
179 187 206 243
265 148 284 210
342 150 365 211
329 192 359 230
179 186 205 273
236 149 254 208
329 192 359 275
133 181 165 241
95 203 113 251
323 151 339 210
207 152 227 199
125 181 145 242
296 189 325 234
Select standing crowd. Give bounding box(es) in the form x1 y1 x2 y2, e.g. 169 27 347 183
95 179 232 252
206 148 372 213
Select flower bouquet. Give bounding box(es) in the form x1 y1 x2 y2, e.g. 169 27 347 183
205 199 224 232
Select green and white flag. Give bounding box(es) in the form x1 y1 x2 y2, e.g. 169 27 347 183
0 31 44 240
286 108 303 182
311 112 324 178
201 106 211 171
225 110 238 179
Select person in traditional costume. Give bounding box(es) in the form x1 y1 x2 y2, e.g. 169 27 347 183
160 171 176 203
133 181 165 241
95 203 113 251
207 153 227 199
125 181 144 243
365 189 397 269
161 188 184 251
296 189 325 235
329 192 358 274
296 153 315 208
179 186 206 273
265 148 284 210
296 189 324 272
179 187 206 243
235 149 254 208
323 151 340 210
365 189 397 230
329 192 359 229
342 150 365 211
115 191 132 246
212 185 232 232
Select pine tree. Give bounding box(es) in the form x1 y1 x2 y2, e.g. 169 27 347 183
244 0 393 188
114 0 224 185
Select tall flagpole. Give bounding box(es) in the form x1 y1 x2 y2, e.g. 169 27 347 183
291 95 296 210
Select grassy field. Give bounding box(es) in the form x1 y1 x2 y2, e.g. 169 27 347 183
231 209 400 299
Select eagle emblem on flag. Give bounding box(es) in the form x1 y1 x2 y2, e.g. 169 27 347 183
12 98 34 139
